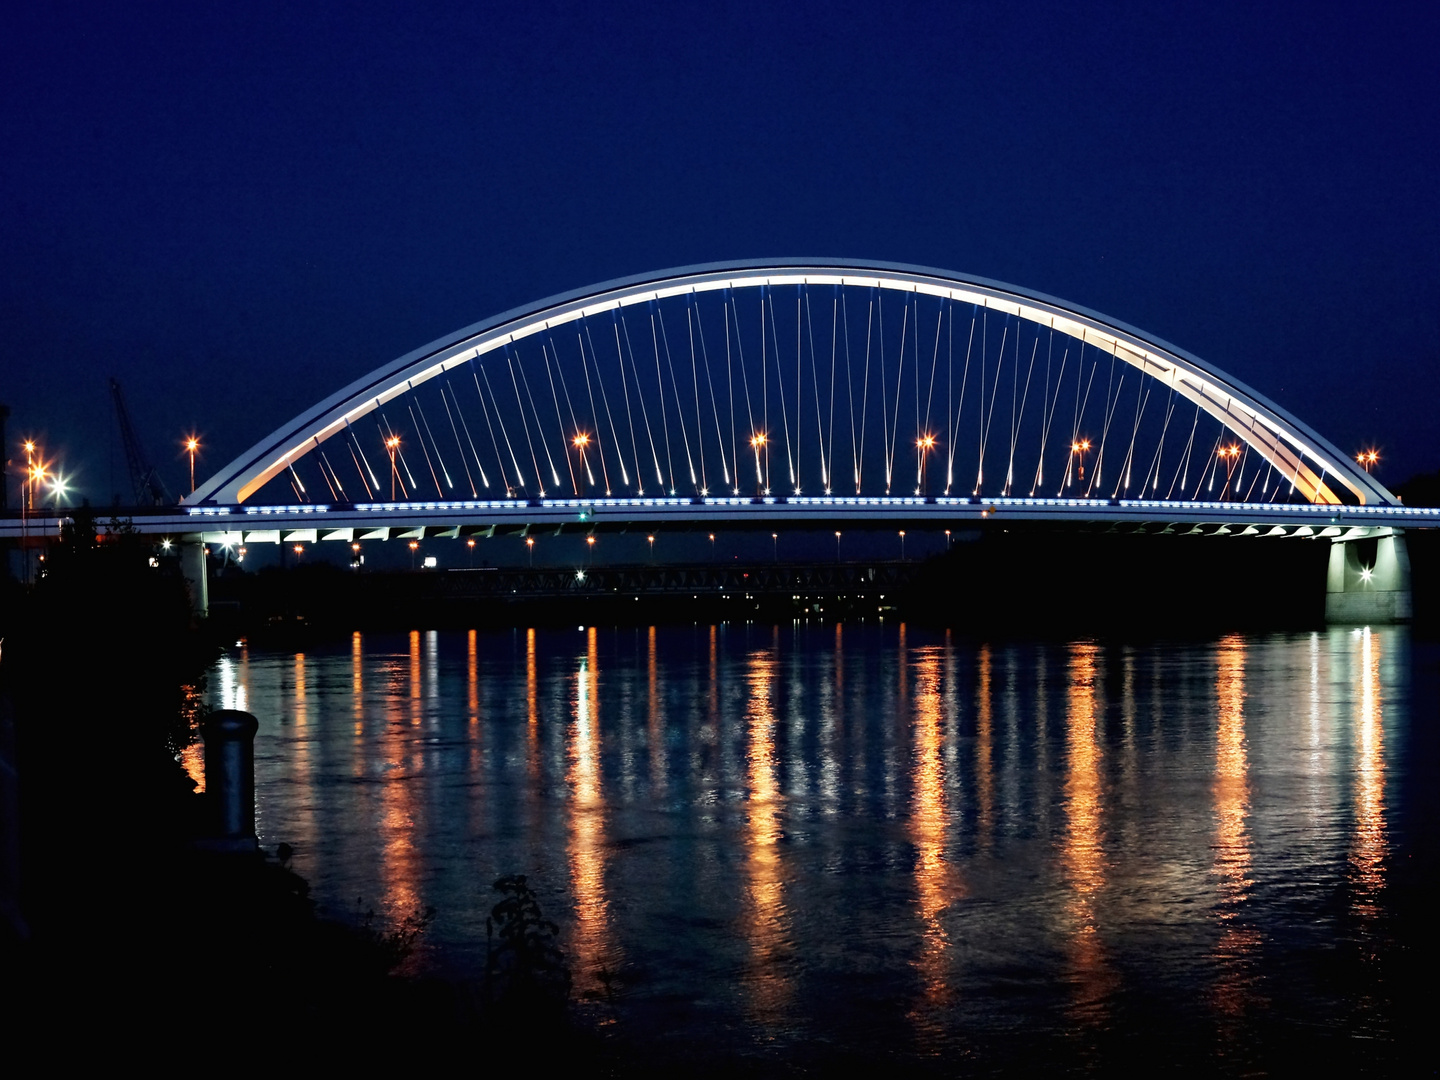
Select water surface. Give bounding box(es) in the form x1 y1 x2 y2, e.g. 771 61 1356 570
207 623 1432 1073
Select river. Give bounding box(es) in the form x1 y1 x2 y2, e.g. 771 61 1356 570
205 621 1434 1073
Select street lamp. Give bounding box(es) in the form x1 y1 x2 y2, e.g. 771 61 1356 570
916 433 936 495
586 535 595 565
386 436 401 500
898 530 907 560
834 530 841 562
23 440 35 512
1357 449 1379 473
709 533 716 561
185 435 200 494
750 433 767 494
572 432 591 495
771 532 778 562
409 539 419 570
1070 439 1091 486
647 534 655 562
467 537 476 567
526 536 535 566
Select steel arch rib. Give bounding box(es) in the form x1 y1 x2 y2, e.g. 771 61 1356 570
186 260 1396 507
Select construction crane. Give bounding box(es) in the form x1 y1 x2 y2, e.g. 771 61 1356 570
109 377 173 506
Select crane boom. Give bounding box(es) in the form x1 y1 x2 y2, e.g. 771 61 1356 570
109 377 172 506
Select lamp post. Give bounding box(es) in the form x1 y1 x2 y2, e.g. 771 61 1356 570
898 530 906 561
185 436 199 494
585 535 595 566
1069 439 1091 487
467 537 476 567
572 432 590 496
771 532 778 562
647 534 654 563
834 530 841 563
709 533 716 561
526 536 535 567
409 539 419 570
386 436 401 500
23 440 35 511
916 434 936 495
751 433 767 495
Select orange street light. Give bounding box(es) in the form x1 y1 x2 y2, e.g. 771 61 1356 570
184 435 200 493
750 433 768 493
386 436 402 499
525 536 535 566
572 432 591 495
916 433 937 493
1069 439 1092 485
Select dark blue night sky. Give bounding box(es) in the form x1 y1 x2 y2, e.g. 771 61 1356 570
3 2 1437 502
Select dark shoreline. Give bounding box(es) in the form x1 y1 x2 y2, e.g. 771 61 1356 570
205 527 1440 645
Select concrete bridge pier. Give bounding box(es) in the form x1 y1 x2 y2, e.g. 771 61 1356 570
180 539 208 618
1325 528 1412 624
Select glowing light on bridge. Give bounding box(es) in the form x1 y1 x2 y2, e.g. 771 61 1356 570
135 262 1400 514
185 435 200 494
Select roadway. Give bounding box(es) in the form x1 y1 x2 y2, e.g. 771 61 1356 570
2 493 1436 545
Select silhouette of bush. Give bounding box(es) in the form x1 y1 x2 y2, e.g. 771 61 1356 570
485 874 571 1014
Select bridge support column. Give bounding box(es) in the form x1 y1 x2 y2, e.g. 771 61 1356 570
1325 529 1411 624
180 540 209 619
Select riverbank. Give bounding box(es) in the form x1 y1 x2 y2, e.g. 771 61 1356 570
200 524 1440 644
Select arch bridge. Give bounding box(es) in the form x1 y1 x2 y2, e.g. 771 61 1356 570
12 261 1425 621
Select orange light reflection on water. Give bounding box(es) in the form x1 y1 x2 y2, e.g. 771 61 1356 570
377 636 422 923
408 630 422 725
976 644 994 844
526 628 541 783
909 647 961 1041
467 629 479 724
1062 641 1113 1024
743 646 791 1022
1210 634 1260 1025
568 626 616 998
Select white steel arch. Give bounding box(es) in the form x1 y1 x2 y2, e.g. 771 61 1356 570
187 260 1396 507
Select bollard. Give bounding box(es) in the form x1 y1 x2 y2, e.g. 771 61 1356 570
200 709 260 853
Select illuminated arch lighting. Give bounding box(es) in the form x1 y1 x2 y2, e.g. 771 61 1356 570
186 260 1397 508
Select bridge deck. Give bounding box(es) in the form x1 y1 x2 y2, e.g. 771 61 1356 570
2 494 1435 543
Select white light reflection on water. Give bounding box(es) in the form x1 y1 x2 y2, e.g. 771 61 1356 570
210 625 1419 1070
